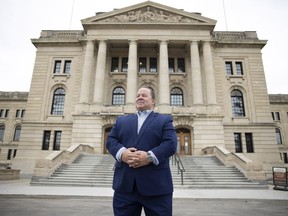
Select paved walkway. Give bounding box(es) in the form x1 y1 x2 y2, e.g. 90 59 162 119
0 178 288 216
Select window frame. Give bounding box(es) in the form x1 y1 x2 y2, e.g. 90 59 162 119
272 112 281 121
231 89 245 117
168 58 175 73
112 87 125 105
234 133 243 153
13 125 21 142
170 87 184 106
111 57 119 72
63 60 72 74
139 57 147 73
177 58 185 73
0 125 5 142
51 88 66 115
225 61 233 75
53 131 62 150
42 131 51 150
121 57 128 72
53 60 62 74
245 133 254 153
149 57 157 73
276 128 282 145
235 61 244 75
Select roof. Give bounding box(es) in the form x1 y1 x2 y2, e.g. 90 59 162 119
269 94 288 104
0 92 29 101
81 1 216 31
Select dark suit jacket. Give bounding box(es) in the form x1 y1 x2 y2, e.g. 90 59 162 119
106 111 177 196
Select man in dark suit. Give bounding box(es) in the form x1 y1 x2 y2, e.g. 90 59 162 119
106 87 177 216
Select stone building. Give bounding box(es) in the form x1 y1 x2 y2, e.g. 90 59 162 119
0 1 287 179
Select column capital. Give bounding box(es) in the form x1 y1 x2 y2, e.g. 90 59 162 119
86 39 95 42
158 40 169 45
96 39 107 45
202 40 212 45
128 39 138 42
189 40 199 44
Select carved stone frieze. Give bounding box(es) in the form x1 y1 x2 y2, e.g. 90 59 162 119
100 7 201 23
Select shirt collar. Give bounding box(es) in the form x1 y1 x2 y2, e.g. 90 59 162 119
137 110 152 117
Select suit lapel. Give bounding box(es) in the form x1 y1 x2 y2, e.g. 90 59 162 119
134 111 157 147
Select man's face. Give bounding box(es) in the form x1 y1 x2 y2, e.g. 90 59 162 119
135 88 155 111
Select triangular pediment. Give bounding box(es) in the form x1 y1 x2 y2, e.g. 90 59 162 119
81 1 216 26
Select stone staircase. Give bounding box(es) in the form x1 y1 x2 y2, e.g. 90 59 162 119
31 154 267 189
31 154 115 187
171 155 267 189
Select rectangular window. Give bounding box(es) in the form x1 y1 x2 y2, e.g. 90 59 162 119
177 58 185 72
245 133 254 153
7 149 12 160
139 57 147 72
16 109 20 118
225 62 233 75
0 109 9 118
15 109 25 118
283 153 288 164
111 57 119 72
235 62 244 75
7 149 16 160
234 133 243 153
149 57 157 72
53 60 61 74
271 112 281 121
42 131 51 150
168 58 175 73
276 128 282 145
53 131 62 150
4 109 9 118
0 125 4 141
64 60 71 74
21 110 25 118
121 58 128 72
13 126 21 142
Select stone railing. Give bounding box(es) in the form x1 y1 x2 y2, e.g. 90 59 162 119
39 30 84 40
32 144 94 178
202 146 266 180
213 31 258 40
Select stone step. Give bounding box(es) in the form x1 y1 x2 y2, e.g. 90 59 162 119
31 154 267 189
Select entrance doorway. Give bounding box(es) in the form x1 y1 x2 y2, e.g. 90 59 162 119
176 128 191 155
103 127 112 154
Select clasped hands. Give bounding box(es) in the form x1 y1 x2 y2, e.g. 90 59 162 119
121 147 149 168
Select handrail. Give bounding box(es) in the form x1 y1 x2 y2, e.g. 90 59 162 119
171 153 185 185
33 144 94 178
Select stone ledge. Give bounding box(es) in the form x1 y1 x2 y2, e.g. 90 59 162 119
0 169 20 180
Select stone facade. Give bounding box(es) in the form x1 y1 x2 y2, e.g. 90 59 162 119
1 1 287 178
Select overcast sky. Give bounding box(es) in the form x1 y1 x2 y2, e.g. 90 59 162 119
0 0 287 93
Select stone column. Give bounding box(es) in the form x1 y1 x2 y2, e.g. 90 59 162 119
126 40 138 105
80 40 94 103
190 41 203 105
203 41 217 105
158 40 170 105
93 40 107 104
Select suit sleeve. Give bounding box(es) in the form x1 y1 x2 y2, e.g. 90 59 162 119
106 118 124 159
150 115 177 164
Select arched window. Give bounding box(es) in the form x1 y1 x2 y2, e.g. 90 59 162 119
170 87 183 106
231 89 245 117
0 125 5 141
51 88 65 115
13 125 21 141
112 87 125 105
276 128 282 144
